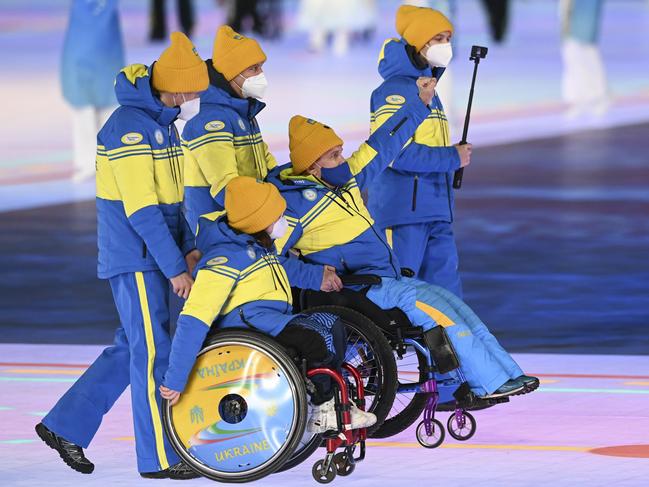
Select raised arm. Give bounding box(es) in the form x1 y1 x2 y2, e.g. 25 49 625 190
348 77 434 189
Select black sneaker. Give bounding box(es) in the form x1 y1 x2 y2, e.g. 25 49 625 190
481 379 526 399
35 422 94 474
517 374 540 392
141 462 200 480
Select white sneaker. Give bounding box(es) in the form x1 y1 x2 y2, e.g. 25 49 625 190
349 401 377 429
307 398 338 433
307 398 378 433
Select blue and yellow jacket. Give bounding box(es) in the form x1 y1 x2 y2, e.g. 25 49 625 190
96 64 195 279
163 212 295 391
182 63 277 234
367 38 460 229
267 96 430 285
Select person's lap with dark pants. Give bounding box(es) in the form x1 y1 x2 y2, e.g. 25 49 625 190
276 313 347 406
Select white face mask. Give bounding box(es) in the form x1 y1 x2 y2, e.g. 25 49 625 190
268 215 288 240
178 97 200 121
240 72 268 100
424 42 453 67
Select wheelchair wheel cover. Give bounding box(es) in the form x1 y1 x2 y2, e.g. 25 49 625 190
275 408 322 472
163 331 307 482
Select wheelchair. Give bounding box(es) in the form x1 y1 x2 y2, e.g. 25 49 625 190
292 275 509 449
161 329 369 483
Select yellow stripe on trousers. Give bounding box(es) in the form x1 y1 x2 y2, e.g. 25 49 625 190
415 300 455 327
385 227 393 248
135 272 169 470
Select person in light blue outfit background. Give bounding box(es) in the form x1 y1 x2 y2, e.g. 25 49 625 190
559 0 609 116
61 0 125 181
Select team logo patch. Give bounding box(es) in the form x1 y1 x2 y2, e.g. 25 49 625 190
233 34 243 40
121 132 143 145
247 246 256 260
386 95 405 105
238 118 246 130
204 120 225 132
207 256 229 266
154 129 164 144
302 189 317 201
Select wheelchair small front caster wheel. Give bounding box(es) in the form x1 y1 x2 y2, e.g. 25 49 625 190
333 451 355 476
416 419 445 449
447 411 476 441
313 459 337 484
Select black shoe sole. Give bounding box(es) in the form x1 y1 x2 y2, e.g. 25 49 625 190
523 380 540 393
35 424 94 474
482 384 526 399
141 470 200 480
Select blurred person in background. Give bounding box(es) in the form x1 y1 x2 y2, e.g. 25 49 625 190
218 0 276 38
182 26 276 234
480 0 510 43
560 0 609 116
36 33 206 480
367 5 471 298
61 0 125 183
150 0 195 41
297 0 373 56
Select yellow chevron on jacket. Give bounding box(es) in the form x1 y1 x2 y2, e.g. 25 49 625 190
371 103 449 148
223 254 292 314
297 182 374 256
97 144 184 214
183 131 277 198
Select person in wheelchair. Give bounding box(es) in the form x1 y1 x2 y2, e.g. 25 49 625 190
159 176 377 433
266 113 539 401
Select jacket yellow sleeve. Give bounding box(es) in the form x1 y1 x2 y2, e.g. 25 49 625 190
262 141 277 172
347 97 431 189
164 266 240 391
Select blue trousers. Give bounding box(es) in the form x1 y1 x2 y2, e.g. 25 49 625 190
42 271 179 473
388 221 463 298
366 277 523 396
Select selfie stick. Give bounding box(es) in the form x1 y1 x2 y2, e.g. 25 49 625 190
453 45 488 189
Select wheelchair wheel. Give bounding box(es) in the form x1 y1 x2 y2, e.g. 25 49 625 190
306 305 398 434
447 411 476 441
371 345 428 438
162 330 308 483
415 419 445 449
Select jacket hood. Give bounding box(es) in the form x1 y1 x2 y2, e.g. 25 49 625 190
378 38 445 81
114 63 179 126
195 211 275 270
202 60 266 119
197 211 253 250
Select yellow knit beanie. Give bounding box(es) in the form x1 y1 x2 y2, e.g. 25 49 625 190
289 116 344 175
152 32 208 93
225 177 286 234
212 25 267 81
395 5 454 51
